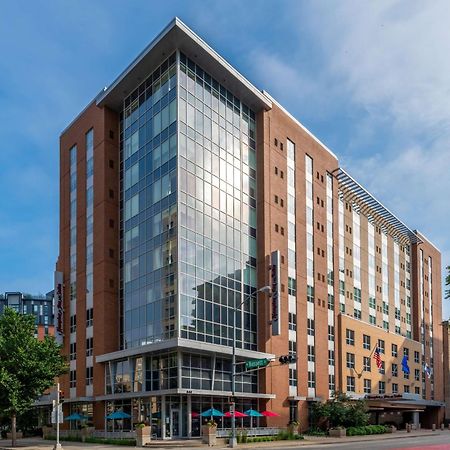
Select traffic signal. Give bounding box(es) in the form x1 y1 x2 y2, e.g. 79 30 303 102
59 390 65 403
279 355 297 364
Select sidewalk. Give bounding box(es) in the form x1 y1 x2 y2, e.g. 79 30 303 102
0 430 446 450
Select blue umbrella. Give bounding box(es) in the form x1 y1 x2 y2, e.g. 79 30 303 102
65 413 88 421
244 409 263 417
106 411 131 420
200 408 224 417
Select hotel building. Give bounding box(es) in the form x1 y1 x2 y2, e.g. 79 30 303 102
56 18 444 436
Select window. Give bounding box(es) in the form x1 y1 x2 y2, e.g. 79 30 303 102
392 383 398 394
414 351 420 364
363 356 371 372
346 352 355 369
415 387 420 395
307 319 315 336
383 321 389 331
86 366 93 386
363 334 371 350
70 315 76 333
346 329 355 345
403 348 409 357
404 385 410 393
392 363 398 377
86 308 93 327
378 381 385 395
380 361 385 375
288 277 296 296
329 374 335 391
70 370 76 388
369 296 376 309
86 337 93 357
289 368 297 387
308 371 315 388
328 350 335 366
392 344 398 357
307 285 314 303
383 302 389 315
364 379 371 394
289 340 297 356
404 370 409 380
378 339 385 354
354 309 362 320
288 312 297 331
328 325 334 341
369 315 376 325
415 369 420 381
347 376 355 392
308 345 315 362
69 342 76 361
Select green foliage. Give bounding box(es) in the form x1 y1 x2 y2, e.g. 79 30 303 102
45 435 136 445
346 425 388 436
0 308 67 418
305 426 327 436
445 266 450 300
246 433 304 442
311 392 369 429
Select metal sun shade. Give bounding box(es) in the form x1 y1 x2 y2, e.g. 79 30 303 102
333 168 421 245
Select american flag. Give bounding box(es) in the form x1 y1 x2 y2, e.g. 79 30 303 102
373 346 382 370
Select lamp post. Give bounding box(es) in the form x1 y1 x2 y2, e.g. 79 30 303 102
229 285 271 448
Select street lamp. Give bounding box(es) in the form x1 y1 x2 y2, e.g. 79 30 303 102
229 285 272 448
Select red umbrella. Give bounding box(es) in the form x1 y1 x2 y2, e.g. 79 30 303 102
191 412 200 417
225 411 248 418
261 410 280 417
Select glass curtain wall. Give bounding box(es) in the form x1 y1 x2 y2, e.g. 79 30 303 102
178 53 257 350
120 53 178 349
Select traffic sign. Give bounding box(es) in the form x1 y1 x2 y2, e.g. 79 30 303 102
51 404 63 424
245 358 270 370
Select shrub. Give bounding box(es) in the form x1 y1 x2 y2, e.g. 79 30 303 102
346 425 388 436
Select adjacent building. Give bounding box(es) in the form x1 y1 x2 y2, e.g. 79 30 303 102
0 291 54 338
56 18 444 435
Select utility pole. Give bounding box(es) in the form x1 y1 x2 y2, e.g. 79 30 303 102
54 382 63 450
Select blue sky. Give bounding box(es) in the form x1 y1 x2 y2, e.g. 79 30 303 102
1 1 449 314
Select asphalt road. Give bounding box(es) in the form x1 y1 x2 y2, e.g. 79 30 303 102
257 434 450 450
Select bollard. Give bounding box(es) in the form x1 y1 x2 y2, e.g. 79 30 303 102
432 424 436 431
441 424 445 431
406 424 411 433
418 423 421 430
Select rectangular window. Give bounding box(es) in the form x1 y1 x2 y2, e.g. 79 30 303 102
289 368 297 387
308 371 315 388
288 312 297 331
363 334 371 350
308 345 315 362
369 315 376 325
329 374 335 392
378 339 385 354
307 319 315 336
392 344 398 357
328 325 334 341
70 315 76 333
414 351 420 363
86 308 94 327
86 337 93 357
346 352 355 369
392 383 398 394
363 356 371 372
404 385 410 393
378 381 385 395
69 342 76 361
346 329 355 345
328 350 335 366
347 376 355 392
392 363 398 377
86 366 93 386
364 379 371 394
70 370 76 388
288 277 296 296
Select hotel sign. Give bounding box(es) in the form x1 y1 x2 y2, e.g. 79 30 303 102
271 250 281 336
54 271 64 344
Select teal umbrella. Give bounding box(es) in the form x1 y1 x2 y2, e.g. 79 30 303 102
64 413 88 421
200 408 224 417
106 411 131 420
244 409 263 417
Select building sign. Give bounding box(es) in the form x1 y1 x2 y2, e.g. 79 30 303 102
271 250 281 336
54 271 64 344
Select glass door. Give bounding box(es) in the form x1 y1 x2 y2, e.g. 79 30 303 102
170 409 180 438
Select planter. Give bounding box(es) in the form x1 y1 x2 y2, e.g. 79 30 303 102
288 423 300 435
386 425 396 433
6 431 23 440
329 428 346 438
202 425 217 446
136 426 151 447
42 426 54 439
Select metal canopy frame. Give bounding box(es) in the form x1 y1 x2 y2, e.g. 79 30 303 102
333 168 421 245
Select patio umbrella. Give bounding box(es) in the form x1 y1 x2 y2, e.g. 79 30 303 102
244 409 263 417
64 413 88 421
191 412 200 417
106 411 132 420
200 408 224 417
261 410 280 417
224 411 247 418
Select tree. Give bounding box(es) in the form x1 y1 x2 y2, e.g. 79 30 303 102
0 308 67 446
445 266 450 301
311 392 369 429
